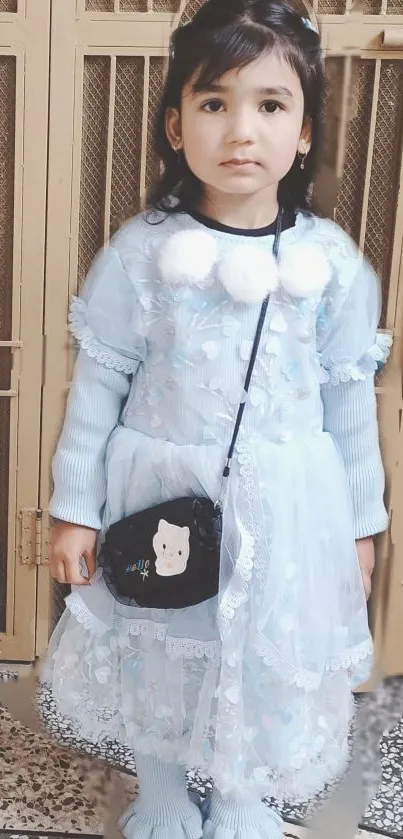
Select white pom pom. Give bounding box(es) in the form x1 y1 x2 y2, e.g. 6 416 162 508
157 230 218 287
280 244 331 298
219 245 279 304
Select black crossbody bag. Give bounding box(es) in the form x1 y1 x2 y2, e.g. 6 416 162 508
99 210 283 610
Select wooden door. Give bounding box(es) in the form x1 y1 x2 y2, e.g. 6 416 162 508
0 0 50 660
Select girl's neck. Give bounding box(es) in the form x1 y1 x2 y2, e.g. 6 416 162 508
197 187 279 231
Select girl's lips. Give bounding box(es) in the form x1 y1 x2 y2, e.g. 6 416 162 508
221 159 260 168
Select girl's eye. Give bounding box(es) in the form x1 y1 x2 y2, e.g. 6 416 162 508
202 99 224 113
261 101 283 114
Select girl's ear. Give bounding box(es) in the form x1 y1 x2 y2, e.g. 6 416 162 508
165 107 183 151
298 118 312 156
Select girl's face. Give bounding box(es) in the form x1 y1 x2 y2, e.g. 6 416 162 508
166 49 311 212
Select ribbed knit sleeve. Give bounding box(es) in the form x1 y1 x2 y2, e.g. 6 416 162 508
321 378 388 538
49 242 145 529
49 350 131 528
318 256 391 539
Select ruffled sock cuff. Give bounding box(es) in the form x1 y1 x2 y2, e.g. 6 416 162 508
203 788 282 839
119 754 203 839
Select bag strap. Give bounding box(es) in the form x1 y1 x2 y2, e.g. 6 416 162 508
221 208 283 484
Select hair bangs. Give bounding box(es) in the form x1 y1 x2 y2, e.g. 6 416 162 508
190 23 275 93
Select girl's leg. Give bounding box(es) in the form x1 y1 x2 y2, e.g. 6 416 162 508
203 787 283 839
119 753 203 839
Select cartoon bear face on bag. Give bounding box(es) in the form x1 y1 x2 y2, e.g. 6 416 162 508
153 520 190 576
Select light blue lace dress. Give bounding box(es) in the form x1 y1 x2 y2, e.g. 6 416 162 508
41 209 390 803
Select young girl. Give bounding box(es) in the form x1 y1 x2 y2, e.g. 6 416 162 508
40 1 391 837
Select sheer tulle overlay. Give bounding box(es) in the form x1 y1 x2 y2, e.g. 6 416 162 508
41 428 371 802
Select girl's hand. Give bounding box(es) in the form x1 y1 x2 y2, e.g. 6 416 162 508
49 521 98 585
356 536 375 600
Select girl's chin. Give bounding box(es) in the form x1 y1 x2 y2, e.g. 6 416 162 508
208 183 274 198
198 170 281 196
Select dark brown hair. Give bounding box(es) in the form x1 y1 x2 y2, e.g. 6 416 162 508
146 0 324 216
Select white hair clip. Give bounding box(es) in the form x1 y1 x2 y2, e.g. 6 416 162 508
302 16 319 34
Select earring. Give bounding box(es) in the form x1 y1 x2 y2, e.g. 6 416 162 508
172 143 183 164
298 151 307 170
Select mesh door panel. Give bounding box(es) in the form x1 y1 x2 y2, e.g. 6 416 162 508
317 0 383 10
361 0 382 12
387 0 403 11
364 62 403 325
170 0 386 14
0 0 17 10
290 0 316 13
85 0 114 10
111 57 145 227
335 61 375 244
317 0 346 13
152 0 180 9
0 58 15 341
321 57 343 171
146 57 164 191
180 0 205 23
84 0 403 15
78 57 110 288
119 0 148 11
0 57 15 633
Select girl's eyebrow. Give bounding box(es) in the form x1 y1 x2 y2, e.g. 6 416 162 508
193 82 294 98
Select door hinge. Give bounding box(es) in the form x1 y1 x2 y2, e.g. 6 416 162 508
19 508 50 566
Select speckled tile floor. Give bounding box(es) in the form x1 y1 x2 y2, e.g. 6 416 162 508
0 835 103 839
0 830 389 838
1 669 403 838
284 831 388 838
0 704 137 836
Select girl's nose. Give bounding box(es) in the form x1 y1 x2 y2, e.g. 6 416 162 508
225 109 256 145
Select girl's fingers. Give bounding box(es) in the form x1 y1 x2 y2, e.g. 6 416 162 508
68 564 90 586
51 560 67 584
84 547 97 579
51 556 90 586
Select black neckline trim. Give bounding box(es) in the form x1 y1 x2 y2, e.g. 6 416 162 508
188 208 296 237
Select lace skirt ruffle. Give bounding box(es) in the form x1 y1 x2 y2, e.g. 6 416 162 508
39 427 373 801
